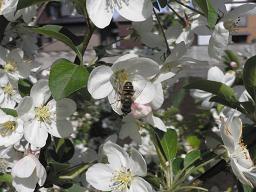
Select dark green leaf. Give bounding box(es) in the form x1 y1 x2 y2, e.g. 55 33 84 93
243 55 256 102
0 173 12 184
172 157 183 175
185 79 238 103
18 79 33 97
49 59 89 100
184 150 201 168
194 0 218 28
156 129 178 161
158 0 167 8
17 0 52 10
186 135 201 149
1 108 18 117
29 25 82 62
59 163 90 180
51 138 75 163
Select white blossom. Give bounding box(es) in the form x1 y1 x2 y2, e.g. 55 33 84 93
86 0 153 28
12 154 47 192
86 141 153 192
17 80 76 148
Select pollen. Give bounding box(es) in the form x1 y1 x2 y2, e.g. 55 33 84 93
3 83 14 95
114 69 129 85
35 106 51 122
0 159 8 173
0 121 16 136
111 168 132 190
4 61 16 73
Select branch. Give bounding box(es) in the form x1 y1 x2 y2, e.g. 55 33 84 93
174 0 205 16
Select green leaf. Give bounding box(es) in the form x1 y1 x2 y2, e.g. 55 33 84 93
17 0 52 10
158 0 167 8
0 173 12 184
186 135 201 149
158 129 178 161
224 50 240 67
1 108 18 117
51 138 75 163
194 0 218 28
185 79 238 103
184 150 201 168
173 157 183 175
242 184 253 192
18 79 33 97
49 59 89 100
29 25 82 62
243 55 256 102
59 163 90 180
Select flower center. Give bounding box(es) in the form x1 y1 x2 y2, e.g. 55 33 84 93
0 121 16 137
4 61 16 73
112 169 132 190
114 69 129 85
35 106 51 122
224 17 240 32
0 159 9 173
3 83 14 95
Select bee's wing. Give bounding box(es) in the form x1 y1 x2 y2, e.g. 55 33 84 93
131 74 156 104
108 89 123 115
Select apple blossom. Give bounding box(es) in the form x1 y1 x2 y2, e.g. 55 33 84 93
17 79 76 148
88 54 160 116
86 0 153 28
0 47 33 80
0 146 22 173
191 66 235 108
208 3 256 59
86 141 153 192
0 110 23 147
12 154 47 192
0 72 21 108
220 116 256 187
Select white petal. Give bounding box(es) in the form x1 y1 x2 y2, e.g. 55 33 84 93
16 96 33 117
12 172 38 192
134 81 156 104
208 22 229 60
154 72 175 84
86 0 114 28
24 120 48 148
144 113 167 132
87 65 113 99
108 89 123 115
12 155 36 178
224 71 235 86
103 141 130 170
207 66 224 82
130 177 153 192
30 79 51 107
229 117 242 145
114 54 138 63
117 0 152 22
112 57 160 78
150 83 164 110
86 163 113 191
56 98 76 118
34 157 47 186
220 117 235 153
165 42 186 64
129 148 147 177
244 168 256 188
47 120 73 138
223 4 256 22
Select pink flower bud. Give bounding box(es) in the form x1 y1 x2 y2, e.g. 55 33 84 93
131 103 152 119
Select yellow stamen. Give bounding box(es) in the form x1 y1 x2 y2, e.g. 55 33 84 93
114 69 129 85
35 106 51 122
111 169 132 190
0 121 16 136
3 83 14 95
4 60 16 73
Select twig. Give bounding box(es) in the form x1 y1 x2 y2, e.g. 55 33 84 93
167 4 186 26
153 9 171 56
174 0 205 16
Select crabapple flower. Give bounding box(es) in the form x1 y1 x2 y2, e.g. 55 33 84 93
12 154 47 192
191 66 235 108
1 0 37 23
220 116 256 187
208 3 256 59
0 47 33 80
0 72 21 108
86 0 153 28
86 141 153 192
0 146 22 173
17 80 76 148
0 110 23 147
88 54 160 115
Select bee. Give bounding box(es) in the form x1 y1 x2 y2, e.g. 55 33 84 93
120 81 135 115
110 71 146 116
